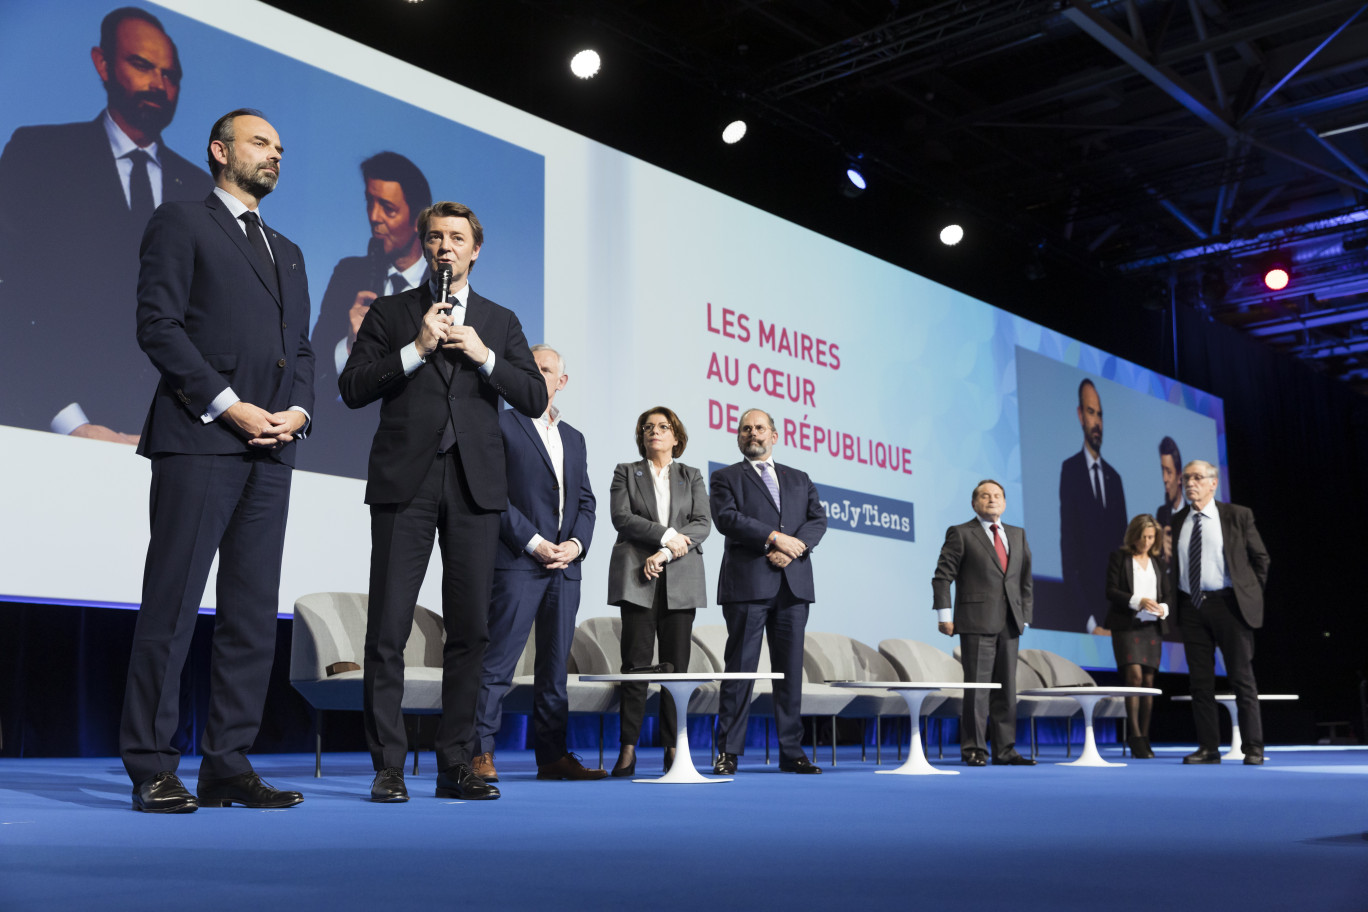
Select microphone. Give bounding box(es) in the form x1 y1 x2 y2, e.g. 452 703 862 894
436 264 453 313
366 236 387 293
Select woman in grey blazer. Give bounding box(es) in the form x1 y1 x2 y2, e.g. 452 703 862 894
607 406 711 776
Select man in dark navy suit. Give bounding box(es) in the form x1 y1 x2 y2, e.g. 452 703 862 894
471 344 604 783
711 408 827 775
120 109 314 813
0 7 211 439
299 151 431 478
340 201 546 803
1055 378 1128 632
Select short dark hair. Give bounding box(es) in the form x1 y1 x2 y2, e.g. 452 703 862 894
1122 514 1161 557
360 151 432 214
1158 435 1182 470
635 407 688 459
206 108 266 178
1077 378 1097 406
100 7 174 64
416 201 484 248
972 479 1005 500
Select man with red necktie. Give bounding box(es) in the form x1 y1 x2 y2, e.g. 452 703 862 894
932 479 1036 767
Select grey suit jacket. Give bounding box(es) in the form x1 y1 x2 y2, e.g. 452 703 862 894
607 459 710 611
931 518 1033 636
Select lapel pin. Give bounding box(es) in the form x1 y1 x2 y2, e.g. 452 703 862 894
635 470 643 477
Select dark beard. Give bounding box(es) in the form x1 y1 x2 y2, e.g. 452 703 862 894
226 153 278 199
106 83 176 138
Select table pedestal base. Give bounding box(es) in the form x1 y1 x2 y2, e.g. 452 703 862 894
877 689 957 776
1057 695 1125 768
635 681 731 784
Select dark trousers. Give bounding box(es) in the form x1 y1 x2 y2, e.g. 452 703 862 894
1179 589 1262 750
476 568 580 764
363 451 498 772
120 452 291 785
716 582 809 760
618 582 694 748
959 628 1019 757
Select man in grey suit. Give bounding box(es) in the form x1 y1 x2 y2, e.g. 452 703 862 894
1170 459 1271 765
932 479 1036 766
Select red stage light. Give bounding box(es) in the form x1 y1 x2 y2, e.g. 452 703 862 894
1263 267 1289 291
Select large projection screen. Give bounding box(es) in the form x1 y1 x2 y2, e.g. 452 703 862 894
0 0 1225 672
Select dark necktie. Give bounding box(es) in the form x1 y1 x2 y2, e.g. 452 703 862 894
1091 462 1102 505
239 211 279 296
127 149 154 224
389 273 408 294
759 463 781 510
991 524 1008 572
1188 513 1204 609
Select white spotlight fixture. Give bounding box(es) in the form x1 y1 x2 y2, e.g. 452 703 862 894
570 49 601 79
844 166 867 195
721 119 747 144
939 224 964 246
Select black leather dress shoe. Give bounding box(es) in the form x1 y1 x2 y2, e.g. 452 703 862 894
993 751 1037 766
132 771 198 813
198 771 304 808
713 752 737 775
962 750 987 767
435 765 500 800
1183 747 1222 764
778 755 822 774
1243 749 1265 766
370 767 409 802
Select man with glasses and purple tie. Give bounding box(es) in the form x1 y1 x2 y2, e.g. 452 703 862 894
712 408 827 776
1169 460 1271 765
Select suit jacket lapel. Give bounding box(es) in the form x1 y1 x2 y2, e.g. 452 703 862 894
967 520 1004 574
742 462 780 515
633 459 657 521
516 410 556 476
205 194 282 305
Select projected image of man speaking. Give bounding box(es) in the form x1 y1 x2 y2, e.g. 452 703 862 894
0 6 212 440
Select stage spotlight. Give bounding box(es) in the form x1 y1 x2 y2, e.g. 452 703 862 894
843 164 866 198
1263 266 1289 291
570 49 601 79
721 120 747 144
939 224 964 246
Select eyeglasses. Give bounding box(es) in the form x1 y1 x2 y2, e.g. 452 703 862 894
641 422 673 434
1181 473 1214 483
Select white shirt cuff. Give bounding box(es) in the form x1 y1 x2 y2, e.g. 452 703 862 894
289 405 311 439
52 402 90 435
526 533 546 556
401 342 425 375
1128 593 1143 611
935 608 952 623
568 538 583 560
660 527 677 546
333 337 349 376
203 387 239 424
478 348 495 376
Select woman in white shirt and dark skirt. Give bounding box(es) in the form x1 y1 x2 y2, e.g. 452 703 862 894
1104 514 1172 759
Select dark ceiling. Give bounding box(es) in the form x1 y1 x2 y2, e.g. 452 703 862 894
261 0 1368 392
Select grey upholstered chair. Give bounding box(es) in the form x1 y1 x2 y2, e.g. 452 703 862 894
289 592 443 775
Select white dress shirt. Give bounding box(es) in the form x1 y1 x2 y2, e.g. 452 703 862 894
1127 556 1168 621
103 109 164 210
1176 500 1229 594
521 406 583 561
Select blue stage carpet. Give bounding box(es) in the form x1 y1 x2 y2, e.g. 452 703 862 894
3 746 1366 911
